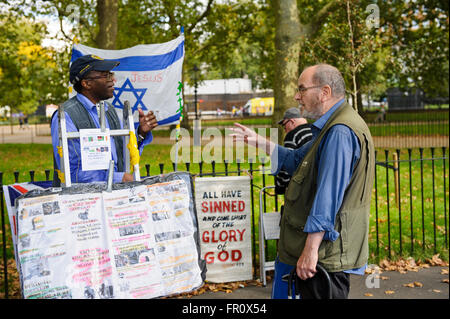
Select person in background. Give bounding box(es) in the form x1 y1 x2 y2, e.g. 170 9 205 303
275 107 312 195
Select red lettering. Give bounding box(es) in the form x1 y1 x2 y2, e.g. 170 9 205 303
212 231 218 243
231 250 242 261
201 201 247 213
213 201 222 213
237 228 246 241
229 230 237 242
205 250 244 263
203 229 246 243
205 251 214 264
219 230 228 242
218 250 228 262
202 231 209 243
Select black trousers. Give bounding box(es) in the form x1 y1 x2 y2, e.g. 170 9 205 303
297 271 350 299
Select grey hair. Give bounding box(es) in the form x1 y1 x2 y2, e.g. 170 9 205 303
311 64 346 97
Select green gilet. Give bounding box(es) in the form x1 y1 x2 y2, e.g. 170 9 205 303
278 102 375 272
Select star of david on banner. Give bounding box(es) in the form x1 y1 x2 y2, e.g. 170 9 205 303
69 33 185 126
111 78 148 112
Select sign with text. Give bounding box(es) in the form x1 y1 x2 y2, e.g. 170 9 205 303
194 176 252 283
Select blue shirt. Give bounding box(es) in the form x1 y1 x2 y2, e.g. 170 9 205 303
272 99 365 275
51 93 153 184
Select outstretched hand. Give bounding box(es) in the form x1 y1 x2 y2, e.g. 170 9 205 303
229 123 259 148
229 123 275 155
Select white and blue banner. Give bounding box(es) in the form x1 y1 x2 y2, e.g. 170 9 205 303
70 34 185 126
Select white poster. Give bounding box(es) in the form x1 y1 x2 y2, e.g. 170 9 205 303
194 176 252 283
79 128 112 171
16 194 71 299
102 185 163 299
145 180 202 296
61 192 112 299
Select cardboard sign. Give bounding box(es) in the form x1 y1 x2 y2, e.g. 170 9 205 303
194 176 252 283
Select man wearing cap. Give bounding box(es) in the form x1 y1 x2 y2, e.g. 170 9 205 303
275 107 312 195
51 54 158 185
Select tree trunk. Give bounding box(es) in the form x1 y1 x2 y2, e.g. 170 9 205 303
95 0 118 49
273 0 301 143
180 71 191 130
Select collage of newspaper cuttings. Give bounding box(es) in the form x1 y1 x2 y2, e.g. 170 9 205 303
15 178 203 299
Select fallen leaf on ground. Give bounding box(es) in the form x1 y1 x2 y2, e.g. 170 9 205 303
440 268 448 275
433 289 441 293
378 256 448 274
414 281 423 287
426 254 446 266
364 293 373 297
403 283 415 288
385 290 395 294
441 278 449 284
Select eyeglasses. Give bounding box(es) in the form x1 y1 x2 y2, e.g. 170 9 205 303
281 120 291 129
296 85 322 95
84 72 115 81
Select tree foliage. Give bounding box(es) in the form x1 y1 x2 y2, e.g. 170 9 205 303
379 0 449 97
0 12 66 114
0 0 448 117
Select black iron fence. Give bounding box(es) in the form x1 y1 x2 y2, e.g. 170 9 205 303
372 147 448 260
1 147 449 298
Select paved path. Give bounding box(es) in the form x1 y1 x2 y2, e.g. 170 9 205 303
189 266 448 299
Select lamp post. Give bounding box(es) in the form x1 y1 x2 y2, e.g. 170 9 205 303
193 65 199 120
193 65 201 148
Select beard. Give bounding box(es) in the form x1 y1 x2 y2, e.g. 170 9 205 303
299 95 324 120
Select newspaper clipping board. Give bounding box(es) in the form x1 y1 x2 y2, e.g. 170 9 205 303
194 176 252 283
13 172 205 299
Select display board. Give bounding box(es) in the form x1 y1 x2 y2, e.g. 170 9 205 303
12 172 205 299
194 176 252 283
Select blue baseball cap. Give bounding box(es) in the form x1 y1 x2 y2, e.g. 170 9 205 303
70 54 120 84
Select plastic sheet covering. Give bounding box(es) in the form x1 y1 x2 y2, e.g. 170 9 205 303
13 172 206 299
